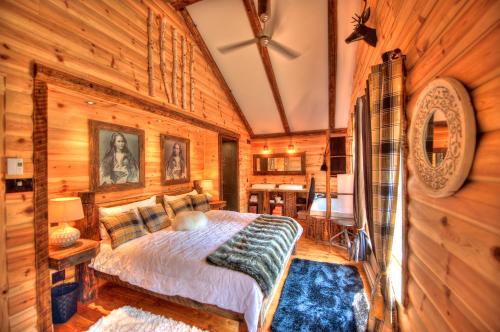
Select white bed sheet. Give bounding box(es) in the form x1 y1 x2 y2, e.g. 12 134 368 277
90 210 302 332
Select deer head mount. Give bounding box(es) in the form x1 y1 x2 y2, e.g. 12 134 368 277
345 0 377 47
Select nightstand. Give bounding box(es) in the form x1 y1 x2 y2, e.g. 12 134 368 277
209 200 227 210
49 239 99 303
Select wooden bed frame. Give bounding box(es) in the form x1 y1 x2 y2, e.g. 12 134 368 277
77 189 297 332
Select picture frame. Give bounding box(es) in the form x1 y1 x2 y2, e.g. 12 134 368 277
160 134 190 185
89 120 145 192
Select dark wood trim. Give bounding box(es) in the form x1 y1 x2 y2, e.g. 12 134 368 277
253 152 306 176
167 0 204 10
179 10 254 137
219 134 240 212
33 79 52 331
160 134 191 186
33 63 240 138
89 120 146 193
251 129 346 140
242 0 290 134
328 0 337 130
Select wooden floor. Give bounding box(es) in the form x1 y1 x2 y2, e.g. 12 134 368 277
54 233 370 332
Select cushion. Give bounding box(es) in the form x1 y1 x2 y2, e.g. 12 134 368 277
189 194 210 212
173 211 208 231
100 210 149 249
138 204 170 232
99 196 156 240
167 196 194 215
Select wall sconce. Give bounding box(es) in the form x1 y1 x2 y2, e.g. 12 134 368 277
262 144 270 154
287 144 296 154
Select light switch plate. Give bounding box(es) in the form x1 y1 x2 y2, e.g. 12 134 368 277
7 158 23 176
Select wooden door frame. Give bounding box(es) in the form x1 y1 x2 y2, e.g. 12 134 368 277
218 134 240 212
1 75 9 331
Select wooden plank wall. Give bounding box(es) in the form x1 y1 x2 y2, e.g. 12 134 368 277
47 86 222 202
0 1 251 330
349 0 500 331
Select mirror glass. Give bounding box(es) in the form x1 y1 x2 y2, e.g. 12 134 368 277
424 110 449 167
254 153 305 175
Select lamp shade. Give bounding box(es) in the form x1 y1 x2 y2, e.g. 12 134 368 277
337 173 354 194
49 197 84 223
199 179 214 191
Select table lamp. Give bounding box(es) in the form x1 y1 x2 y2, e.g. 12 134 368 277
49 197 84 248
194 179 214 200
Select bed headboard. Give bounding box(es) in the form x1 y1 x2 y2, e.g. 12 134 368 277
77 188 195 240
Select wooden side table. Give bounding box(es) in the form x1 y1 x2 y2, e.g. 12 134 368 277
49 239 99 303
209 200 227 210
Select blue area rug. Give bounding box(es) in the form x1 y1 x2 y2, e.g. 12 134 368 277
271 259 369 332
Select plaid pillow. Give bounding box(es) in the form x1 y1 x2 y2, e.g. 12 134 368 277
189 194 210 212
167 197 193 215
101 210 148 249
138 204 170 232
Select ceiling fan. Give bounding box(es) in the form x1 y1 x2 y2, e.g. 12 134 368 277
217 0 301 59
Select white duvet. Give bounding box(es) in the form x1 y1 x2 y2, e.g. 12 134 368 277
90 210 302 332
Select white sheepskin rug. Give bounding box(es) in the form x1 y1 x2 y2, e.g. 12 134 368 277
87 306 207 332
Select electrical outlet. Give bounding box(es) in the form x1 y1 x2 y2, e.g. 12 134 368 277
52 270 65 284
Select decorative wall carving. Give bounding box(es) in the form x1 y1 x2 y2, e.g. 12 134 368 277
172 27 178 105
147 8 155 97
409 77 476 197
160 17 172 103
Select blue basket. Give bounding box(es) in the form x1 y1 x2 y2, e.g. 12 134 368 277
51 282 79 324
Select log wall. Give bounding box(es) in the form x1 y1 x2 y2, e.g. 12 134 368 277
349 0 500 330
0 1 250 330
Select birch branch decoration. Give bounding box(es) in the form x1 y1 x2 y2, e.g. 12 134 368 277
172 27 178 105
190 42 195 113
147 8 155 97
159 17 171 103
181 35 187 110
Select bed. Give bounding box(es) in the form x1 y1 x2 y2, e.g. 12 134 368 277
81 191 302 332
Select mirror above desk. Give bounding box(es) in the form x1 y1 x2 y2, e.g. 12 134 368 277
253 152 306 175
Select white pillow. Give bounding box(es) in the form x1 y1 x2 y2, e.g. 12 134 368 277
173 211 208 231
98 196 156 240
163 189 198 203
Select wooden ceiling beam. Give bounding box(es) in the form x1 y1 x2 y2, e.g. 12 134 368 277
328 0 337 130
251 128 346 140
167 0 204 10
179 9 255 137
242 0 291 134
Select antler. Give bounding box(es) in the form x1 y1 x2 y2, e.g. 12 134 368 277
351 0 368 25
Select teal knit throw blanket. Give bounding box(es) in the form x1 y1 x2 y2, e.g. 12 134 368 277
207 214 299 296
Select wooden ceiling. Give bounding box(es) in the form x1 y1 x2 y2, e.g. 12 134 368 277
169 0 359 137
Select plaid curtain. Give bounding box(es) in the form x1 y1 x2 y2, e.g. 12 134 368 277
349 95 372 262
367 49 406 331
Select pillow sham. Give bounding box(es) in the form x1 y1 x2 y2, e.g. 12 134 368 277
189 194 210 212
173 211 208 231
167 196 194 215
163 189 198 203
100 210 149 249
98 196 156 240
138 204 170 232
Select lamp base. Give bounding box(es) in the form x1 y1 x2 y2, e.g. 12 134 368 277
50 223 80 248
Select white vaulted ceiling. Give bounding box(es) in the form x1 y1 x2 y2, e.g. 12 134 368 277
187 0 359 135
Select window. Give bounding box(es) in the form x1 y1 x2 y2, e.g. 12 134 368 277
389 153 404 303
330 136 347 176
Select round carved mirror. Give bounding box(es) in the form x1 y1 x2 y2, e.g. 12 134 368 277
409 78 476 197
424 109 449 167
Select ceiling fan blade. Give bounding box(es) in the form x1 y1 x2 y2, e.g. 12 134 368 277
218 38 258 54
267 40 300 59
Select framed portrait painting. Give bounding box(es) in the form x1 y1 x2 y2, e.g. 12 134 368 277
160 134 190 185
89 120 145 192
